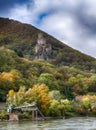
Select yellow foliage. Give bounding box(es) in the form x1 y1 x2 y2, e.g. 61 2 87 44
8 90 15 97
50 100 59 107
16 86 26 105
30 84 50 110
61 99 70 105
7 89 16 105
32 84 49 94
1 72 14 82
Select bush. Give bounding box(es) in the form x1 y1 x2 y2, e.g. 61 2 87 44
0 110 7 120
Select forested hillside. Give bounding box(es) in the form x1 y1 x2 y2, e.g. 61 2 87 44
0 18 96 117
0 17 96 70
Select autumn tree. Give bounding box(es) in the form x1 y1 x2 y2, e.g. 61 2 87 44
28 84 50 114
7 84 51 115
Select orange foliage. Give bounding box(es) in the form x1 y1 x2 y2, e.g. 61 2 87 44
1 72 14 82
28 84 50 110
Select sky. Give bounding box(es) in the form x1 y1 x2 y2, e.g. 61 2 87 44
0 0 96 58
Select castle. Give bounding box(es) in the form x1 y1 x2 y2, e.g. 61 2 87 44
35 33 52 60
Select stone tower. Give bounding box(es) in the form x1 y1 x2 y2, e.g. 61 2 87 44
35 33 52 60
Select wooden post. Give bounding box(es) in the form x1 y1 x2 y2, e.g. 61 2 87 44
35 110 38 120
32 110 35 120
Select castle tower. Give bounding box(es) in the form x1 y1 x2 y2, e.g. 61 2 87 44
37 33 46 45
35 33 52 60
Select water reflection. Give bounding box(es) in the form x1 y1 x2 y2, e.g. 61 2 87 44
0 117 96 130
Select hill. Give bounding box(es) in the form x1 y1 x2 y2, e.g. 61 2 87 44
1 18 96 117
0 17 96 70
0 17 96 103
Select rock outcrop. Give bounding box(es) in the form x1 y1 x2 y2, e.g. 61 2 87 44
35 33 52 60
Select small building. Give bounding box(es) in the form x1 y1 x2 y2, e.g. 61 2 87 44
7 102 45 121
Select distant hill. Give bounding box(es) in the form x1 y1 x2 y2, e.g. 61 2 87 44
0 17 96 70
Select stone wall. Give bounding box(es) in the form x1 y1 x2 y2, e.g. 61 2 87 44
9 113 19 121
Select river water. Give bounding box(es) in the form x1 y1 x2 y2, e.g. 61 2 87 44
0 117 96 130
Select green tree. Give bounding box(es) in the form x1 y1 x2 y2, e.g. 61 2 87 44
49 90 61 100
49 100 61 117
38 73 59 90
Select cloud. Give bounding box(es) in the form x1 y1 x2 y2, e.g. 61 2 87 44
8 0 80 25
9 4 31 23
1 0 96 57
